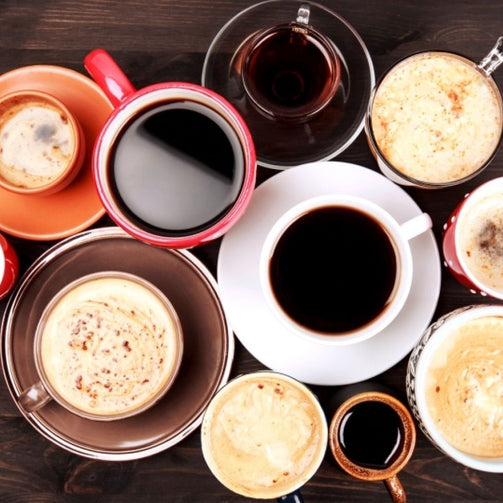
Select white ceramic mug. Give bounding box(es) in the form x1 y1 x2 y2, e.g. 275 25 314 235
260 194 432 345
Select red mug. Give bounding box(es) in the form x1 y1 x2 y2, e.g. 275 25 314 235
443 177 503 299
84 49 256 249
0 233 19 300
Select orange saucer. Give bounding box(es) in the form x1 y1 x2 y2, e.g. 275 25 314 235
0 65 113 240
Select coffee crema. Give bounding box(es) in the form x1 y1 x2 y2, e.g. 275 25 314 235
201 373 326 499
0 97 75 188
38 275 182 418
371 52 502 184
424 315 503 457
457 192 503 292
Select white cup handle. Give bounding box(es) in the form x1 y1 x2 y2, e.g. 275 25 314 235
400 213 432 241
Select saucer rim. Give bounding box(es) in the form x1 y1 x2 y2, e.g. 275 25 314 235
217 161 441 385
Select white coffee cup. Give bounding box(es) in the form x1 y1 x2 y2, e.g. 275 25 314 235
407 304 503 472
259 194 432 345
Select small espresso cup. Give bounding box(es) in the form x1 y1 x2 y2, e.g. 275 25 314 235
328 385 416 503
19 271 183 421
443 176 503 299
407 304 503 472
259 194 432 345
240 2 341 122
0 89 85 196
84 48 256 249
365 37 503 188
201 371 327 501
0 233 19 301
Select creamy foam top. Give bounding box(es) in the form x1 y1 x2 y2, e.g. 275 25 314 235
202 373 326 498
39 276 181 417
371 52 502 184
0 99 75 188
458 192 503 292
425 315 503 457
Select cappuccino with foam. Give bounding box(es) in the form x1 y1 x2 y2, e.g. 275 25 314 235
36 272 183 419
370 52 502 185
201 372 327 498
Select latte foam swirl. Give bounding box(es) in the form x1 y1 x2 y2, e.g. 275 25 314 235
425 316 503 457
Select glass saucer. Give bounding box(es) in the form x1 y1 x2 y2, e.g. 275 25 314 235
202 0 375 169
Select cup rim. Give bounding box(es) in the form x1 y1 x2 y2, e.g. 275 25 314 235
328 390 416 480
413 304 503 471
452 177 503 299
0 89 85 196
93 82 256 249
365 50 503 189
201 370 328 499
32 270 184 421
259 194 413 345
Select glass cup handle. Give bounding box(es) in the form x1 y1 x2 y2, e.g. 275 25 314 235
400 212 432 241
295 3 310 26
18 381 52 413
384 475 406 503
478 37 503 76
84 48 137 107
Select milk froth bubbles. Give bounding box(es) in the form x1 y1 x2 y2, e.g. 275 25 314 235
36 272 183 420
369 52 502 186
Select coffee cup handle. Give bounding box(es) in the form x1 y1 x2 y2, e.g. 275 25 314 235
384 474 406 503
400 212 432 241
277 488 303 503
18 381 52 413
84 48 137 107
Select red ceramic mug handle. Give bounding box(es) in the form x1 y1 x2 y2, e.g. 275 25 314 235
0 234 19 300
84 48 136 107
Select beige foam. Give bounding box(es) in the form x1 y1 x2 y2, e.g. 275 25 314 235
40 276 181 417
458 192 503 292
0 99 75 188
425 316 503 457
371 52 502 184
202 373 326 498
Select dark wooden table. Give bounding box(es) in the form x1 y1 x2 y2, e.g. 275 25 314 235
0 1 502 501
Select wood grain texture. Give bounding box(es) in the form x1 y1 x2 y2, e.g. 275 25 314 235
0 0 502 501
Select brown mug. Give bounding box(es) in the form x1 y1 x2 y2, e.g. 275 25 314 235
328 385 416 502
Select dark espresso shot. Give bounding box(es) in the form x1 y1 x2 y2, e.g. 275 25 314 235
338 401 404 469
269 206 397 333
243 24 338 120
110 101 244 236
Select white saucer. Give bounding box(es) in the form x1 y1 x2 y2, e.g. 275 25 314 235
217 161 441 385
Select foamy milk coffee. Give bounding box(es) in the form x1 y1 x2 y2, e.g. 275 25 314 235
201 372 327 499
408 305 503 471
457 191 503 293
0 93 77 189
35 272 183 419
370 52 502 185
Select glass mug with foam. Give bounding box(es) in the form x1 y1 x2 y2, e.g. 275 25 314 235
407 304 503 472
201 371 327 501
0 89 86 196
443 176 503 299
365 37 503 188
84 49 256 249
259 194 432 345
18 271 184 421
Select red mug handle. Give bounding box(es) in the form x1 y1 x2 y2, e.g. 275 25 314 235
0 234 19 300
84 48 136 107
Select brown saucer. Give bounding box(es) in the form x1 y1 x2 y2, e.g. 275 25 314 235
1 227 234 460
